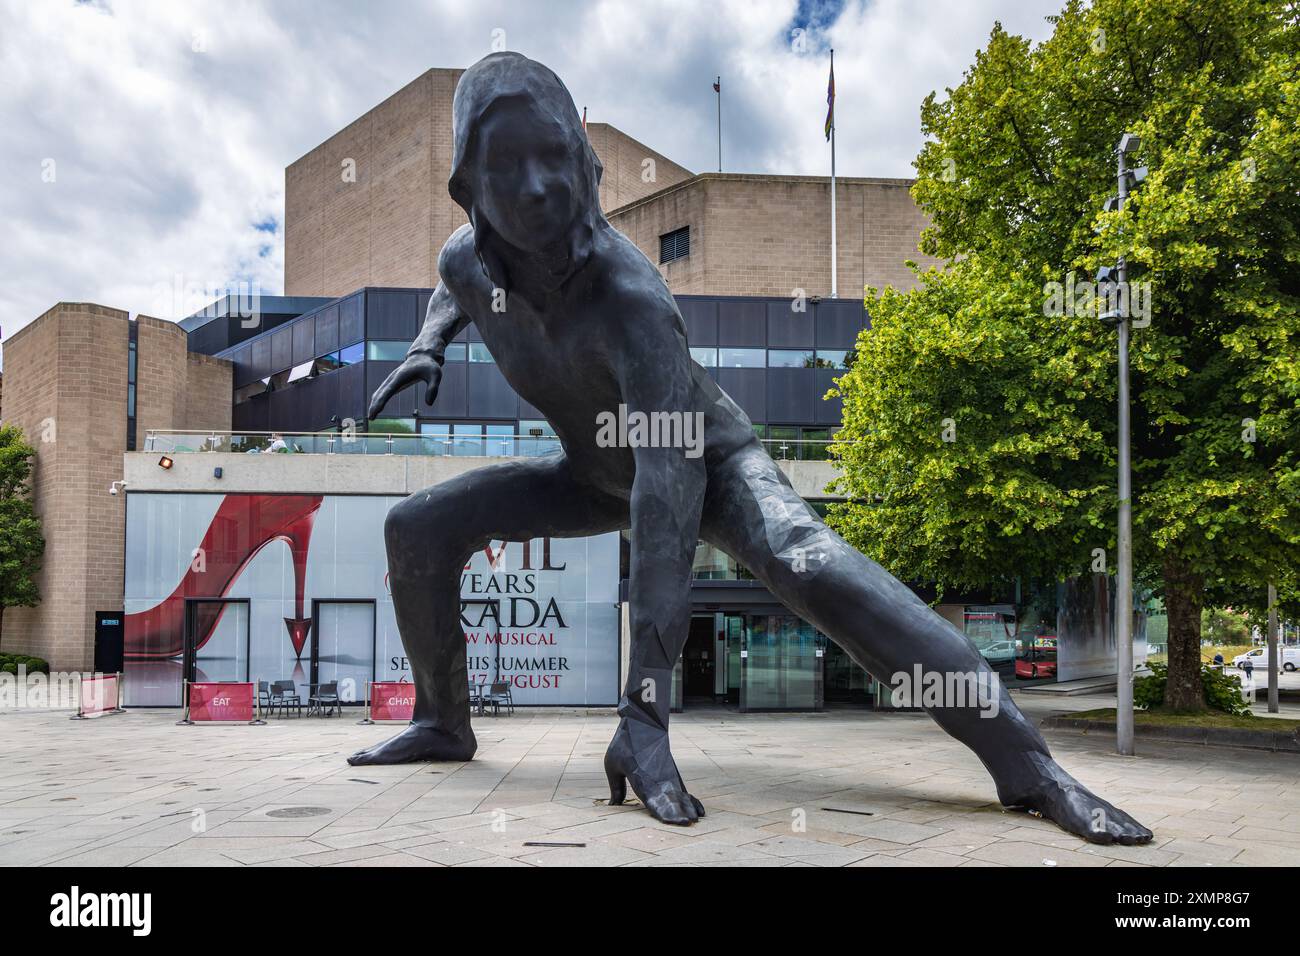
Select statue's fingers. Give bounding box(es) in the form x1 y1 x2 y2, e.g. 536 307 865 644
367 374 398 420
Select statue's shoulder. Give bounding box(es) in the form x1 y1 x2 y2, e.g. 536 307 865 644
598 232 686 342
436 225 484 294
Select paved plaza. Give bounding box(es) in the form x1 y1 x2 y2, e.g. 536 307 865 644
2 694 1298 867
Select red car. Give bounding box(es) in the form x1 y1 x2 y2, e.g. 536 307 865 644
1016 640 1058 679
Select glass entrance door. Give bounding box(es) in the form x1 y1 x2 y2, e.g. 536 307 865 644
312 600 376 706
724 614 744 705
185 599 250 684
741 614 821 711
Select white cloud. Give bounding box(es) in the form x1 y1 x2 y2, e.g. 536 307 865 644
0 0 1061 353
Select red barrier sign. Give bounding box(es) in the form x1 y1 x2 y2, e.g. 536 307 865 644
188 682 256 722
370 682 415 721
77 674 122 718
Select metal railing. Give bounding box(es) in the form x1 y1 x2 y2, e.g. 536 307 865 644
143 430 845 461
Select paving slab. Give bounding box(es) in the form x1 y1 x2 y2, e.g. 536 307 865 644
2 701 1298 867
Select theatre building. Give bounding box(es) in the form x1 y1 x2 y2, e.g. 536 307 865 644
1 66 1151 711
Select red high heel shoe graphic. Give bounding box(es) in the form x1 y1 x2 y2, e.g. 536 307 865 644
125 494 324 661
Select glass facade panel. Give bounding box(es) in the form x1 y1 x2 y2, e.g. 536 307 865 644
485 424 514 456
315 602 375 703
338 343 364 366
691 541 752 580
689 346 717 367
366 340 410 362
519 419 561 457
469 343 495 363
443 342 467 362
718 347 765 368
815 349 850 369
453 423 483 456
192 601 250 684
419 422 453 456
768 349 813 368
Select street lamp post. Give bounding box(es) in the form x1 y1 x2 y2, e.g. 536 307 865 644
1104 133 1146 757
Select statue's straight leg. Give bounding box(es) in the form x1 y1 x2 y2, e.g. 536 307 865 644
699 443 1152 845
348 455 626 765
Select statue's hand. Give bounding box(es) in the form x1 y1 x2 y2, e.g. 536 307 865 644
367 351 442 420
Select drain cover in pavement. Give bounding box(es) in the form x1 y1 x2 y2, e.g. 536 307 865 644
267 806 332 819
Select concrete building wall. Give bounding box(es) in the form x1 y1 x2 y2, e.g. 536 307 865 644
1 305 129 670
0 305 231 670
585 122 693 211
608 174 943 299
284 70 694 299
183 352 235 433
123 450 840 500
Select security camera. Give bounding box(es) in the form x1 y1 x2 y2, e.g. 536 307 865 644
109 485 118 496
109 480 128 496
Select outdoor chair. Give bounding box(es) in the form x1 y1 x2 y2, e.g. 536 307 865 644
468 680 483 716
485 681 513 717
308 681 341 717
269 680 301 718
257 680 272 714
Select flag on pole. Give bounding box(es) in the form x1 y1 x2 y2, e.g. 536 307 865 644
824 52 835 141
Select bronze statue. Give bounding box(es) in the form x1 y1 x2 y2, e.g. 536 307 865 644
348 52 1152 846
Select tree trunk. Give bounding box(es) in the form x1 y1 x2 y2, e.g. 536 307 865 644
1162 550 1206 711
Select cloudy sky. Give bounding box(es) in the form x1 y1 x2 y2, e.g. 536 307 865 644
0 0 1063 356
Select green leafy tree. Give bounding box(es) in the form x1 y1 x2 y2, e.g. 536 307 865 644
0 424 45 650
830 0 1299 711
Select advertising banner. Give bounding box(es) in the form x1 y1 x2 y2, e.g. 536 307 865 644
187 681 256 722
369 681 415 721
124 493 621 708
76 674 121 718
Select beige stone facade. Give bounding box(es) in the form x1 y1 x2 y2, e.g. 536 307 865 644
283 68 938 302
608 174 941 298
284 70 694 298
0 305 231 670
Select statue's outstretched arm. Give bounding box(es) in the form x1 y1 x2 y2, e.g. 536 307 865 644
367 281 470 420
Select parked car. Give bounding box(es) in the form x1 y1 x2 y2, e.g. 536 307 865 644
1016 648 1057 680
1232 647 1299 672
979 640 1017 664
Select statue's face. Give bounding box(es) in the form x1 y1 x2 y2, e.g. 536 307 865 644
475 98 579 252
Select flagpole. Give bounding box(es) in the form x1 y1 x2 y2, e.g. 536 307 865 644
830 49 837 298
715 76 722 172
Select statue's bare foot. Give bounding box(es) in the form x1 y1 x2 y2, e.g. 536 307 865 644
604 718 705 826
1000 753 1152 845
348 724 476 765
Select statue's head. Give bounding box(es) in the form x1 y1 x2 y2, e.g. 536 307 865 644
449 53 604 293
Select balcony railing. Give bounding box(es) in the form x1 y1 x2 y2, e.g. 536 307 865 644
143 430 844 461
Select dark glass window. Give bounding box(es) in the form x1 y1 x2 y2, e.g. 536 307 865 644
815 349 851 369
367 341 410 362
234 380 269 404
313 353 341 375
689 347 717 367
719 347 765 368
660 226 690 264
768 349 814 368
